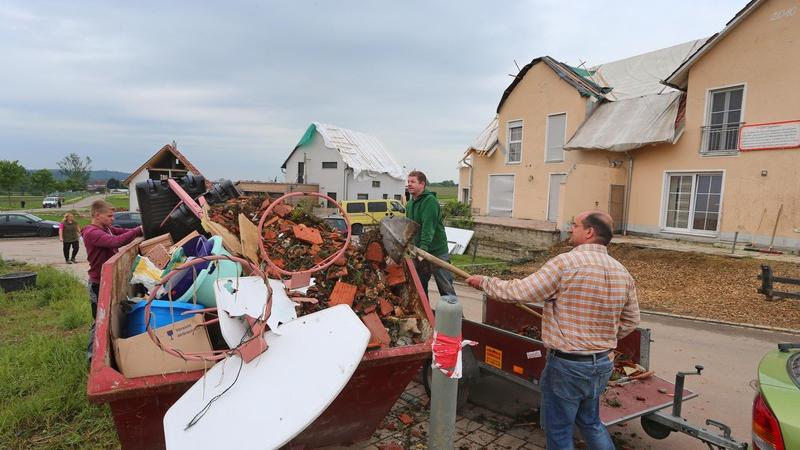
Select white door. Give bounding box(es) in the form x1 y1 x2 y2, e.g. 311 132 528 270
547 174 565 222
488 175 514 217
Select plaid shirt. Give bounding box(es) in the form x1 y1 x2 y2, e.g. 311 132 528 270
480 244 639 353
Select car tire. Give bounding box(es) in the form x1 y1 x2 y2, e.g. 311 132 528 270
351 223 363 235
38 228 52 237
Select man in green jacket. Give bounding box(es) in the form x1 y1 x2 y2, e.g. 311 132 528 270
406 170 456 299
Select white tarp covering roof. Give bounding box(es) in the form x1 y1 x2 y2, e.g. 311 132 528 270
470 116 499 155
314 123 405 181
287 122 405 181
585 39 706 100
565 91 682 152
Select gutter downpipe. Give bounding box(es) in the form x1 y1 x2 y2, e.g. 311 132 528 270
623 151 633 235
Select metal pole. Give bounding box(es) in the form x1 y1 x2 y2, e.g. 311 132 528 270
731 231 738 254
428 295 462 450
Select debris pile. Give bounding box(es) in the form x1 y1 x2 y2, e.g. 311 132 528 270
208 196 426 348
609 352 654 385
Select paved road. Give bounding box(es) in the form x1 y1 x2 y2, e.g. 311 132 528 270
2 236 797 448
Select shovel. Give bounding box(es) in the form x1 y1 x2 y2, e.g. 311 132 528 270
380 217 542 319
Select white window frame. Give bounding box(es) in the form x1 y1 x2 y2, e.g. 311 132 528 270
658 170 726 237
486 173 515 217
701 83 746 156
372 180 381 188
506 120 523 165
544 112 567 163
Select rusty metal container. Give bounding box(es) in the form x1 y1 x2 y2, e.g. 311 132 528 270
87 239 434 449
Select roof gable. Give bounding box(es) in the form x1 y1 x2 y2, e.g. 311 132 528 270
123 143 204 185
497 56 610 113
664 0 764 89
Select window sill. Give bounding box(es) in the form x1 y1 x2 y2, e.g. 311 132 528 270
505 161 522 165
699 150 739 157
544 160 565 164
660 228 719 238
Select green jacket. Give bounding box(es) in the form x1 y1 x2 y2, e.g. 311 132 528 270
406 189 448 256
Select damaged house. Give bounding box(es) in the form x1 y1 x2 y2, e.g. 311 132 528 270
460 0 799 250
282 123 407 205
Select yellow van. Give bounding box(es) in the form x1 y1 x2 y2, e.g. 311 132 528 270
341 199 406 234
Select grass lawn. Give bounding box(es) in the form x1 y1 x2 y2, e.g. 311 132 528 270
0 259 118 449
35 211 92 227
451 254 510 275
429 186 457 201
0 196 44 211
105 194 129 210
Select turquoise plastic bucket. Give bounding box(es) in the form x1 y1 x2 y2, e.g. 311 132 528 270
174 236 241 307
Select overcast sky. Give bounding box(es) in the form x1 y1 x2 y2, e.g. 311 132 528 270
0 1 744 182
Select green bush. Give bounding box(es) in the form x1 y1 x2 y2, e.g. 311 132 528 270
442 200 474 229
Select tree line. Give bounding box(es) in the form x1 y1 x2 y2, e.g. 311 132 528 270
0 153 108 196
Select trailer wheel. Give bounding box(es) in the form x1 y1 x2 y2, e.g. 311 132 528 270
641 415 672 439
421 358 470 410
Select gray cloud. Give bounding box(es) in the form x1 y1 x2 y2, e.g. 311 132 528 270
0 0 738 181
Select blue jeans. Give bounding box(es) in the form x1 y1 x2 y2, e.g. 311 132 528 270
414 253 456 300
540 351 614 450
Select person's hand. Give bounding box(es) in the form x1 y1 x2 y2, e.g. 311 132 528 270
466 275 485 290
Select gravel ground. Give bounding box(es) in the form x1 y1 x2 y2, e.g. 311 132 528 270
505 243 800 330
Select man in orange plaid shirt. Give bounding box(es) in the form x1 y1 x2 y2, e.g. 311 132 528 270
467 211 639 450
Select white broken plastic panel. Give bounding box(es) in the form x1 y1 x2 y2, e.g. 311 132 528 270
163 304 370 450
214 277 302 345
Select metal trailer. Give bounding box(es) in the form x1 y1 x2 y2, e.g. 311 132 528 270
424 297 749 450
86 238 436 449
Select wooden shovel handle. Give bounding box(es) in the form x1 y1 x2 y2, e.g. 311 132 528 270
412 246 543 319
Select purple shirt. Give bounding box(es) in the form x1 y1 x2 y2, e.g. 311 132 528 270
82 224 142 284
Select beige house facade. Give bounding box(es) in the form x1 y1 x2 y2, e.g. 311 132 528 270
460 0 800 249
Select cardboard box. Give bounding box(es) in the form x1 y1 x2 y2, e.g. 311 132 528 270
112 315 213 378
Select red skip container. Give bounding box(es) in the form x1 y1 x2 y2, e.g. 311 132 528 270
87 238 435 449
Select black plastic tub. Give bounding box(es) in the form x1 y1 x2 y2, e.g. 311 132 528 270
0 272 37 292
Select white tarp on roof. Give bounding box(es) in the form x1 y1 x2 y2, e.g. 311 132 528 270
470 116 499 154
586 39 705 100
314 122 405 181
565 91 682 152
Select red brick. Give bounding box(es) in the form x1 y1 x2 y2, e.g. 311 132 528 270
398 413 414 425
379 298 394 316
293 224 323 245
361 312 390 348
385 264 406 286
329 281 357 307
365 241 384 262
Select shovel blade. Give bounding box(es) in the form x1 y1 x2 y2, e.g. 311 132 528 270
380 217 419 262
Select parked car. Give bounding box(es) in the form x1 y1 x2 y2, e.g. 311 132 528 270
112 212 142 229
0 213 60 237
340 199 405 234
752 343 800 450
42 197 60 208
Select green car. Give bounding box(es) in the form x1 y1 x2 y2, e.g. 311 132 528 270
753 343 800 450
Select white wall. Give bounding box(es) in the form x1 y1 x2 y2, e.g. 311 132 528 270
284 131 405 201
127 171 149 212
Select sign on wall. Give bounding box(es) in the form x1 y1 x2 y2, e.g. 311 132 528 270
739 120 800 151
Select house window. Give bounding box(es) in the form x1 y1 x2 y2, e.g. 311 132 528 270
357 193 369 200
507 121 522 163
461 188 470 204
701 86 744 154
382 194 388 199
394 194 403 201
546 113 566 162
322 161 337 169
326 191 337 208
372 180 381 188
297 162 305 184
664 172 723 233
